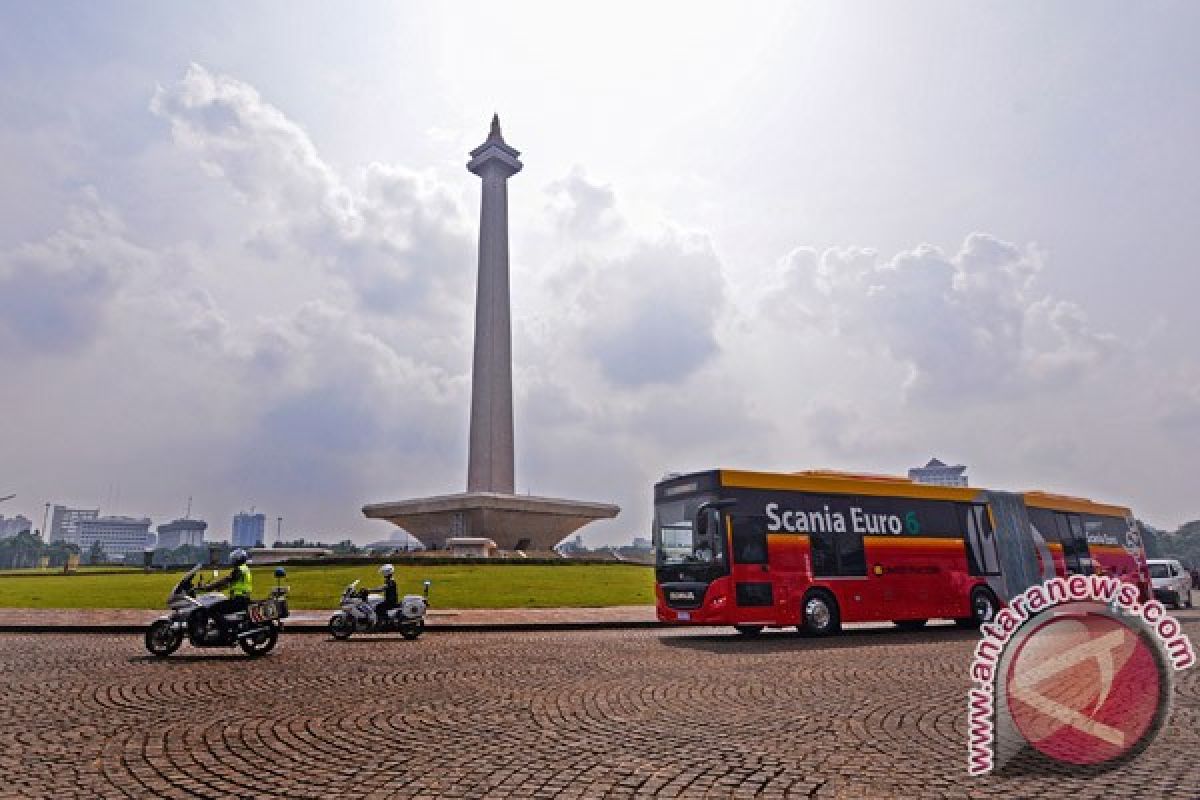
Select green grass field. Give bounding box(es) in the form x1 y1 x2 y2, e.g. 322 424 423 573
0 563 655 610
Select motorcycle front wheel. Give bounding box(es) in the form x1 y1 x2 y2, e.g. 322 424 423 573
239 625 278 657
329 612 355 640
145 620 183 658
401 620 424 641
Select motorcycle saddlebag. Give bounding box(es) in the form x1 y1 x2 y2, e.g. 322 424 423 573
247 598 288 624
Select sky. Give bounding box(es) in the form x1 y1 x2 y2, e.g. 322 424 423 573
1 2 1197 544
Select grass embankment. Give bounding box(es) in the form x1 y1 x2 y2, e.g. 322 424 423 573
0 563 655 610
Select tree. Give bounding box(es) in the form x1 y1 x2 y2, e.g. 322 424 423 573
1139 521 1163 558
86 540 107 565
1150 519 1200 568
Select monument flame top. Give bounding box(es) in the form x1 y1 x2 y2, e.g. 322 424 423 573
468 114 521 175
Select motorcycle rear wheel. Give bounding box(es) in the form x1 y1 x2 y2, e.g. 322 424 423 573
145 620 183 658
329 613 355 640
239 626 278 657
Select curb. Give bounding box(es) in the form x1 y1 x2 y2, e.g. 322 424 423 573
0 620 666 635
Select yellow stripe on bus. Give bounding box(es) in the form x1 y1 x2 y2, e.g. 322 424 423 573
719 469 980 501
765 533 964 549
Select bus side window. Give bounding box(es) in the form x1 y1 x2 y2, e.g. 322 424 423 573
731 516 768 564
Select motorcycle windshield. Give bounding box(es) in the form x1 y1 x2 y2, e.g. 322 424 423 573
171 564 202 597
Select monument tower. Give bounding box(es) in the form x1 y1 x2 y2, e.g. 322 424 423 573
363 117 619 551
466 114 518 495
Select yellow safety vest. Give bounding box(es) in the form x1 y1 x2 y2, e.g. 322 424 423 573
230 564 252 598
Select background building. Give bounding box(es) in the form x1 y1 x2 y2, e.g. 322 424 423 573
908 458 969 487
232 511 266 548
156 518 207 549
77 516 152 561
48 506 100 546
0 515 33 538
363 530 425 553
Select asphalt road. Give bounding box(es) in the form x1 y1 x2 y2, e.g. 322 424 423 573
0 622 1196 798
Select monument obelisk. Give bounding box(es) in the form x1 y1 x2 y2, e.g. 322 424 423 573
466 114 518 495
363 117 619 551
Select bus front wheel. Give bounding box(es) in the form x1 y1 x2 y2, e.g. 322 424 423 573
955 587 998 629
799 591 840 637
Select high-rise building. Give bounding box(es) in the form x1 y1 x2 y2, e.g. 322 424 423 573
77 516 152 561
0 515 33 538
908 458 969 487
48 506 100 546
232 512 266 548
156 518 208 549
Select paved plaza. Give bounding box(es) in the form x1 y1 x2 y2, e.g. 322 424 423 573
0 622 1197 799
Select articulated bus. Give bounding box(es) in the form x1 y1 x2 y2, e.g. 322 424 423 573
653 469 1150 635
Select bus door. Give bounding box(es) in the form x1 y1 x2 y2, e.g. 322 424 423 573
960 502 1003 614
1054 512 1093 575
961 503 1001 577
806 497 872 622
729 514 776 619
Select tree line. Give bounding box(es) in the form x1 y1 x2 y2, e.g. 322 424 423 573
1142 519 1200 567
0 531 81 569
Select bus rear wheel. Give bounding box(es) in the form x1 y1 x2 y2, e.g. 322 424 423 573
955 587 998 629
799 591 840 637
734 625 764 637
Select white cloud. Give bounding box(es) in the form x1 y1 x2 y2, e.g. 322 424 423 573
151 64 474 318
0 189 149 355
761 233 1119 404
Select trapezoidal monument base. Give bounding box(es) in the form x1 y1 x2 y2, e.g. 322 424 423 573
362 492 619 552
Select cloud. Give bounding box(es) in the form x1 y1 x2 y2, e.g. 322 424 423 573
0 190 149 355
571 230 725 387
545 167 622 238
764 232 1119 403
151 64 473 317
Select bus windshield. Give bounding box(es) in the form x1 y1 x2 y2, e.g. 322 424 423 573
654 496 719 565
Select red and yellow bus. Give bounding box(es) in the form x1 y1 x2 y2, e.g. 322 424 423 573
653 469 1150 635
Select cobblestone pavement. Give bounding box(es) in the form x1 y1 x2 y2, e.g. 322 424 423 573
0 605 660 629
0 623 1196 799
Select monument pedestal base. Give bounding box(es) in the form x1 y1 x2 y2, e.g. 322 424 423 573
362 492 619 551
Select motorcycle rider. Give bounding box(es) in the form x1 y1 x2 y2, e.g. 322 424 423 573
365 563 399 626
197 549 253 638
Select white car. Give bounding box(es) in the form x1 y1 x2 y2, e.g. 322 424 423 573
1148 558 1193 610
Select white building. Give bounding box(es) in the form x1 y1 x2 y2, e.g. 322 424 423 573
156 518 207 549
49 506 100 546
445 537 497 558
78 516 152 561
0 515 33 538
908 458 968 487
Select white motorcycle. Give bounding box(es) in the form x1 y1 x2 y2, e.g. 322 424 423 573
144 564 290 658
328 578 430 640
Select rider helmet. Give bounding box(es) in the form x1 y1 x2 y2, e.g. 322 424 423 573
379 563 394 577
230 548 249 566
